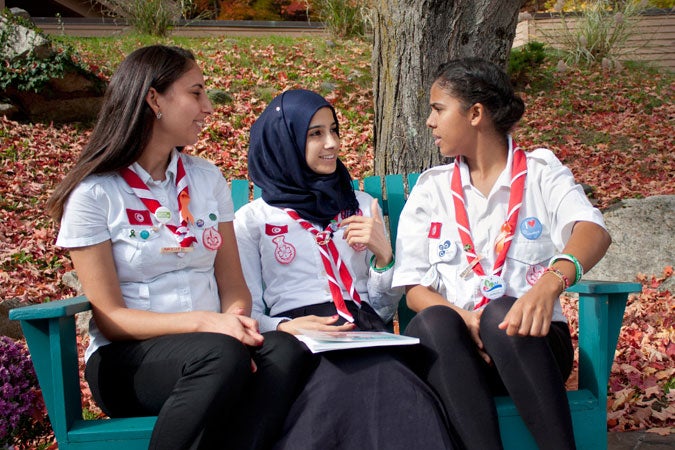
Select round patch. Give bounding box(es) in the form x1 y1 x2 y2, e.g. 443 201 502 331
437 240 457 261
202 227 223 251
519 217 543 240
154 206 172 224
526 264 546 286
480 274 506 300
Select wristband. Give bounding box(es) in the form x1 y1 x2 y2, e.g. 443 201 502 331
549 253 583 285
542 266 569 293
370 254 395 273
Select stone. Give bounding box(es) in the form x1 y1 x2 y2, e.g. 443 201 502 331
0 15 52 61
0 101 19 118
0 298 24 340
1 12 107 123
586 195 675 291
62 271 91 337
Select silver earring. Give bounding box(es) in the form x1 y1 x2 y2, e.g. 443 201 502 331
156 111 162 120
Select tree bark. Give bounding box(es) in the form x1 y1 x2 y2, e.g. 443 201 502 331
372 0 526 176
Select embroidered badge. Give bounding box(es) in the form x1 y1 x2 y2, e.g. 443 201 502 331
273 235 296 264
437 240 457 260
428 222 442 239
126 209 153 226
526 264 546 286
265 224 289 236
202 226 223 251
519 217 543 240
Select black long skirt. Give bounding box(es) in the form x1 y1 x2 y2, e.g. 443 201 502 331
272 302 453 450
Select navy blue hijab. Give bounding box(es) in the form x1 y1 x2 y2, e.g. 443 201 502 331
248 89 359 227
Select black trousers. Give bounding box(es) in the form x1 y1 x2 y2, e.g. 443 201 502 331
405 297 576 450
85 331 315 450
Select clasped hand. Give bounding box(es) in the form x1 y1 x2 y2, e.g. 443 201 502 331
277 314 356 335
339 198 393 267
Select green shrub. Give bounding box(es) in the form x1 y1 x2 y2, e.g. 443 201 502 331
309 0 372 38
508 41 548 87
0 11 101 93
100 0 182 36
552 0 648 66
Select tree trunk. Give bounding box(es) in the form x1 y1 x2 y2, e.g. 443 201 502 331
372 0 525 176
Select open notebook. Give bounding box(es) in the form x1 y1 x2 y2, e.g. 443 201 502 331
295 329 420 353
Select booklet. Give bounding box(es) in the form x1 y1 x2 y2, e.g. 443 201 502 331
295 329 420 353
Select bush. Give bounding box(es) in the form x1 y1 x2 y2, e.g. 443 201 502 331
552 0 648 66
0 336 52 449
508 41 548 87
99 0 182 36
0 11 103 93
309 0 372 38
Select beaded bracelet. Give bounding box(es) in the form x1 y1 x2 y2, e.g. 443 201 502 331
542 267 569 293
370 254 395 273
550 253 583 285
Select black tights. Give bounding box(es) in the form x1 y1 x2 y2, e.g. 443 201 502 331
86 331 315 450
405 297 575 450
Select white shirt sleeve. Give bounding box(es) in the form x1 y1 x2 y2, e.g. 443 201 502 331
392 177 437 289
531 148 606 247
56 177 112 248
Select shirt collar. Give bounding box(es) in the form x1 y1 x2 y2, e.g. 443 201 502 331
457 135 515 190
129 148 179 186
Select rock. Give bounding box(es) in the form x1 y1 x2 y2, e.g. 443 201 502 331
62 271 91 336
207 89 233 105
0 101 19 118
0 15 52 61
1 12 106 123
586 195 675 291
0 298 25 340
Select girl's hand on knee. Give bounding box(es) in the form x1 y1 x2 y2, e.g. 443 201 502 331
498 289 554 337
277 315 356 335
196 311 264 346
459 309 491 364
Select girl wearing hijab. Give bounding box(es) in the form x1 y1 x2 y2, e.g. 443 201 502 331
234 89 453 449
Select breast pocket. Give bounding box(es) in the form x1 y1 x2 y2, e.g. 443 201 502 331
506 238 556 286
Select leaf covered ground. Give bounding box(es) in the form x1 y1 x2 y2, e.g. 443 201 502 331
1 36 673 434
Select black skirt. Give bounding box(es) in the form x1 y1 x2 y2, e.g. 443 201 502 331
272 302 454 450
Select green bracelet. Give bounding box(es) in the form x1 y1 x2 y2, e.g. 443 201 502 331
370 254 395 273
550 253 583 285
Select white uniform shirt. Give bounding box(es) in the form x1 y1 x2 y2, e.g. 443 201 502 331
56 150 234 361
393 141 606 323
234 191 402 332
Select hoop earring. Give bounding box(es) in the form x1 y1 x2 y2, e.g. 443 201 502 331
156 111 162 120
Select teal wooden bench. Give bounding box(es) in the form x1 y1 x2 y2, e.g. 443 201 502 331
10 174 641 450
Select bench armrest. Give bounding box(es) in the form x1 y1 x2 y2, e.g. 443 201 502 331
9 296 92 443
567 280 641 398
9 295 92 321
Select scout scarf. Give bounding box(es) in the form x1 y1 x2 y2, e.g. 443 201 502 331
285 208 362 322
451 146 527 309
120 155 198 249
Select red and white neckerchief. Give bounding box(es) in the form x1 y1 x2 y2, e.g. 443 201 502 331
451 146 527 309
120 156 198 249
284 208 362 323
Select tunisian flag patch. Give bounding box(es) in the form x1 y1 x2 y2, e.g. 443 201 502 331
126 209 153 226
428 222 442 239
265 224 288 236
